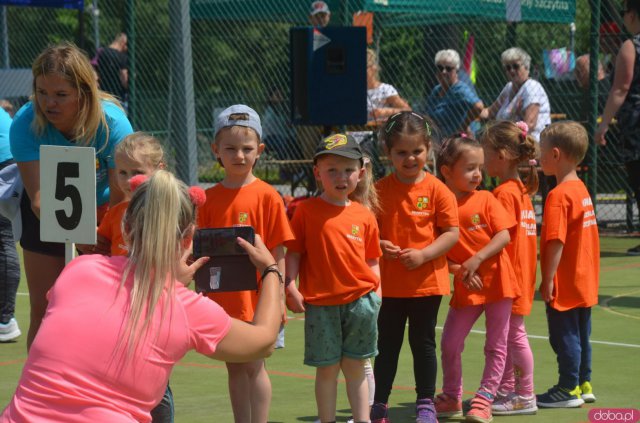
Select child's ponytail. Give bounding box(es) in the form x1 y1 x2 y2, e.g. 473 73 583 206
479 120 539 195
350 156 380 214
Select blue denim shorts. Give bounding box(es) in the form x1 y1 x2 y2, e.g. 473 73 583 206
304 291 381 367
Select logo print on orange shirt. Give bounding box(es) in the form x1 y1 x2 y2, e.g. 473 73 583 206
323 134 348 150
238 212 248 224
417 196 429 210
471 214 481 225
351 225 360 236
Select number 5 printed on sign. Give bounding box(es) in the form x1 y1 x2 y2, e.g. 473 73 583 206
40 146 97 264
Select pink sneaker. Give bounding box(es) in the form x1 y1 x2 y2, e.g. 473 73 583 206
434 393 462 418
492 392 537 415
465 394 493 423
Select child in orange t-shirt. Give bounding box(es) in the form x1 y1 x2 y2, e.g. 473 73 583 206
434 135 518 423
198 105 294 423
536 121 599 408
481 121 539 415
95 132 166 256
285 134 382 423
370 112 459 423
93 132 173 421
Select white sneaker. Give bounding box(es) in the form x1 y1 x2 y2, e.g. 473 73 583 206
492 392 538 415
0 318 21 342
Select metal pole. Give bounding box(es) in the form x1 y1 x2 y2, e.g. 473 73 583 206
126 0 136 126
169 0 198 185
587 0 600 203
1 6 8 69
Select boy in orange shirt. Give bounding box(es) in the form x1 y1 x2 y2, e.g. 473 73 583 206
536 121 600 408
285 134 382 423
198 105 294 423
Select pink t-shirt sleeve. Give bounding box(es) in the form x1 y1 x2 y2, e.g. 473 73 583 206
177 287 232 356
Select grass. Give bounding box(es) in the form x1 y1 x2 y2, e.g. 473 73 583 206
1 237 639 422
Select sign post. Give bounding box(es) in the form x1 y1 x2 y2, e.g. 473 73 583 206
40 146 96 264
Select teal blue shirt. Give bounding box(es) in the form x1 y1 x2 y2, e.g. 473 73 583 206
0 108 12 163
10 101 133 206
426 81 481 137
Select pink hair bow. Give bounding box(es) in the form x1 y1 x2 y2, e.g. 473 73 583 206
515 121 529 138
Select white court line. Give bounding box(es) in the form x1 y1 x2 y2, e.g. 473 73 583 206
17 291 639 349
286 316 640 349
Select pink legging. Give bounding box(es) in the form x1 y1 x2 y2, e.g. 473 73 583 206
497 313 535 396
441 298 512 400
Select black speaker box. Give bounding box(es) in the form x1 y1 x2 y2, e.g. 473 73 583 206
290 26 367 126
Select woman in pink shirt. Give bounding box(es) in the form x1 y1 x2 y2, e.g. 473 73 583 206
1 170 283 423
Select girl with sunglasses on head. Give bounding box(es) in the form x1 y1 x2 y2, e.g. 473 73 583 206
480 47 551 142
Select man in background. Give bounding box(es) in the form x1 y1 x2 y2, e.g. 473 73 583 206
97 33 129 107
309 1 330 27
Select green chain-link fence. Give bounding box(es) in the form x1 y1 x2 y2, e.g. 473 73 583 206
0 0 636 232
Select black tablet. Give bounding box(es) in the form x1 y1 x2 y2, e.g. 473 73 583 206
193 226 258 293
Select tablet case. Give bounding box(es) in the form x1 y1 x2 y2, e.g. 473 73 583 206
193 227 258 293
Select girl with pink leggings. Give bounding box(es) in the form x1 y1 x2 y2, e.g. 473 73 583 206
481 121 539 415
434 135 519 423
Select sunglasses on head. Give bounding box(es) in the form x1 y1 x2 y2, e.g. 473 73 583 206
504 63 521 72
436 64 455 73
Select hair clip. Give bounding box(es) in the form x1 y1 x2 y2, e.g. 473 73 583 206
129 174 148 192
515 121 529 138
528 159 537 166
385 120 397 133
460 133 468 138
188 186 206 207
362 157 371 165
440 137 453 151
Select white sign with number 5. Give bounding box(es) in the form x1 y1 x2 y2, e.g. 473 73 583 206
40 145 97 245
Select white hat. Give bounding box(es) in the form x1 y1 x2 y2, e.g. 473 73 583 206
310 1 330 15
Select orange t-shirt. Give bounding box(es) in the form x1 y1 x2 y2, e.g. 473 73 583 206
197 179 294 321
96 201 129 256
493 180 538 316
286 197 382 306
447 190 518 308
376 173 459 297
540 180 600 311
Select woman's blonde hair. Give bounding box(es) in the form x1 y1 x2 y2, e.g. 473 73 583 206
119 170 196 355
116 132 166 169
349 156 380 214
480 120 539 195
31 41 121 147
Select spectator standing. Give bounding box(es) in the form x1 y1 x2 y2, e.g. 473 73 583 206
596 0 640 255
0 107 21 343
97 33 129 105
